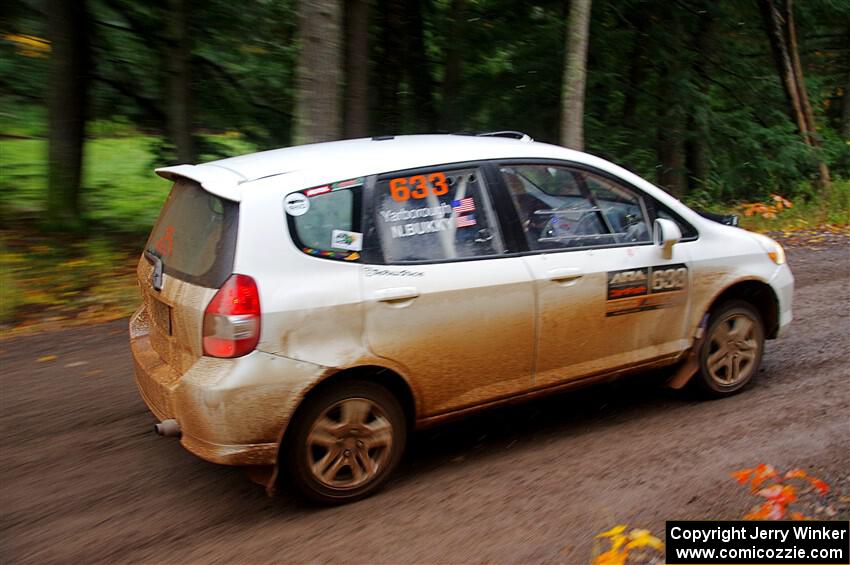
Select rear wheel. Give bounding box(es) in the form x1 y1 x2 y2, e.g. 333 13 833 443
694 300 765 398
285 380 406 504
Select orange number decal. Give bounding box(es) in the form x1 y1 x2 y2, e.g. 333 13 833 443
390 178 409 202
430 172 449 196
155 225 175 258
409 175 429 199
390 172 450 201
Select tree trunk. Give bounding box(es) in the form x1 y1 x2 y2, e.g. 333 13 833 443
560 0 592 150
376 0 404 134
758 0 830 190
685 5 712 192
439 0 464 131
344 0 370 138
785 1 816 138
47 0 89 231
621 11 648 129
758 0 807 136
166 0 195 163
295 0 343 144
685 114 708 193
657 107 687 198
656 27 686 198
404 0 437 132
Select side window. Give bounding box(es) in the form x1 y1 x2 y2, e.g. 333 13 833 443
501 165 652 251
655 206 698 240
582 173 652 244
286 180 363 261
374 167 504 263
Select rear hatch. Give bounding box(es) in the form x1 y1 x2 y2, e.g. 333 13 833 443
137 179 238 375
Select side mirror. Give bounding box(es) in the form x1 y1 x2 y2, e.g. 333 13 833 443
653 218 682 260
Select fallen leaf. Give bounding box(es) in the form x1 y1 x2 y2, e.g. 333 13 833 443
626 529 664 551
596 525 627 539
809 478 829 495
36 355 57 362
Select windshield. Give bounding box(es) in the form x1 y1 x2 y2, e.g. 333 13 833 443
145 179 238 288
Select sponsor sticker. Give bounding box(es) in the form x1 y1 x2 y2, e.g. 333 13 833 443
331 229 363 251
364 267 424 277
380 202 453 223
606 263 688 316
332 177 364 190
607 267 649 300
305 185 331 197
284 192 310 216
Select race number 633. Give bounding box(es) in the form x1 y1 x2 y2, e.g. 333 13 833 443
651 266 688 291
390 172 450 202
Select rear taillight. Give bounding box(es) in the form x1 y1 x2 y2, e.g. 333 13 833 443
202 274 261 358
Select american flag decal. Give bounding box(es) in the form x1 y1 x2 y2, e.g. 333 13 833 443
451 197 476 213
455 213 477 228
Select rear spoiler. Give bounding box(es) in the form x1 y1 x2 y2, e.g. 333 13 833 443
155 164 245 202
695 210 739 227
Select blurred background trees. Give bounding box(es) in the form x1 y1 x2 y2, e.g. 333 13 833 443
1 0 849 233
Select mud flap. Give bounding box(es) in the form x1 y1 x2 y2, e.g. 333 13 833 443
667 314 709 390
265 465 279 497
242 465 276 492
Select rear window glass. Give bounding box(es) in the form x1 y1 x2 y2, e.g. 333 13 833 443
286 180 364 261
145 180 238 288
374 167 504 263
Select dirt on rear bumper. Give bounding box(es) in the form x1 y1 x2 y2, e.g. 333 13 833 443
129 305 325 466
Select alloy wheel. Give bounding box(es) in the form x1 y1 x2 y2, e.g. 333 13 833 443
306 398 394 490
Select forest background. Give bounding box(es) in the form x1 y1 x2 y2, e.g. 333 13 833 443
1 0 848 331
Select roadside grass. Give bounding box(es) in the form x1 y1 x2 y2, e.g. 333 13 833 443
1 134 848 334
0 134 254 334
0 234 140 334
0 134 254 234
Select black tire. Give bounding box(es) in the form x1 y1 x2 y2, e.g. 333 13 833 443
693 300 765 398
284 380 406 504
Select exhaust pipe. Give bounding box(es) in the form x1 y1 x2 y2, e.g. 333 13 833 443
154 419 181 437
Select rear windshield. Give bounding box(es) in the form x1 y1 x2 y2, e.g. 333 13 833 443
145 179 238 288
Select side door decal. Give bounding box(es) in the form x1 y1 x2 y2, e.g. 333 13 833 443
606 263 688 317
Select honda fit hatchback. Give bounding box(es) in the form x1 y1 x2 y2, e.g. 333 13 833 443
130 133 793 504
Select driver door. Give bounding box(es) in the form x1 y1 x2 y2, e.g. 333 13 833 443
498 163 692 387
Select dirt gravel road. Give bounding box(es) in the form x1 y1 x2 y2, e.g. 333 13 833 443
1 242 848 564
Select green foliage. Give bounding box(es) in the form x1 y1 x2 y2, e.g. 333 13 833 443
1 0 847 330
0 135 255 235
3 0 847 202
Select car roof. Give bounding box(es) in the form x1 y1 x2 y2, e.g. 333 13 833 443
156 134 592 202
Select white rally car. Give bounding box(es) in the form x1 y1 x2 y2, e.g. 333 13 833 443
130 132 793 503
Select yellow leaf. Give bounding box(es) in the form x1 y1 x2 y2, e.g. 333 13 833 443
36 355 57 363
593 549 628 565
626 529 664 551
596 525 627 539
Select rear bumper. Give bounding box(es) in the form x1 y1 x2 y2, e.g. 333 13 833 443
129 306 324 466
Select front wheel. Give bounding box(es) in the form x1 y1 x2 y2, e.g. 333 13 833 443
694 300 765 398
284 380 406 504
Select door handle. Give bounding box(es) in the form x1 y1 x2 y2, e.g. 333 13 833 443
374 287 420 303
547 268 583 285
